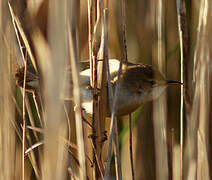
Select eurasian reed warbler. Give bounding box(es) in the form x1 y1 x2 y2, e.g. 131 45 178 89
15 59 182 116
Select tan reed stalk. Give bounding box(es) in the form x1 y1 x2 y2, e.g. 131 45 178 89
183 0 210 179
87 0 110 178
95 0 108 177
104 61 123 180
68 1 87 179
8 3 44 178
68 27 87 180
103 9 117 180
153 0 169 179
120 0 135 179
176 0 184 178
87 0 101 178
0 1 16 179
194 0 210 179
33 1 69 179
101 5 123 180
8 3 38 72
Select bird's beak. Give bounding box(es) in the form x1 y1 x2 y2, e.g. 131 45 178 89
167 80 183 86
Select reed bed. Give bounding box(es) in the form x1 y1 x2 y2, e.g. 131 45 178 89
0 0 211 179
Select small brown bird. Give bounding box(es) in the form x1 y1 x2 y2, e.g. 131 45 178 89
15 59 182 116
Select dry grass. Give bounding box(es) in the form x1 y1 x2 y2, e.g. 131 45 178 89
1 0 212 179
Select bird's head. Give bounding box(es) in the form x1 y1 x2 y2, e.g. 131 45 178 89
119 64 182 102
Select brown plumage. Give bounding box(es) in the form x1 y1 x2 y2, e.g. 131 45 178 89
14 59 182 116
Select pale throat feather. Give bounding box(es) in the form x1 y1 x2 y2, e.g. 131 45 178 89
115 84 167 116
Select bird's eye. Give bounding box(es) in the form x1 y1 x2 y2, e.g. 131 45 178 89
149 80 155 85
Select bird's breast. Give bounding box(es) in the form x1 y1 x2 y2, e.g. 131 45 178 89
81 85 167 116
115 85 167 115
